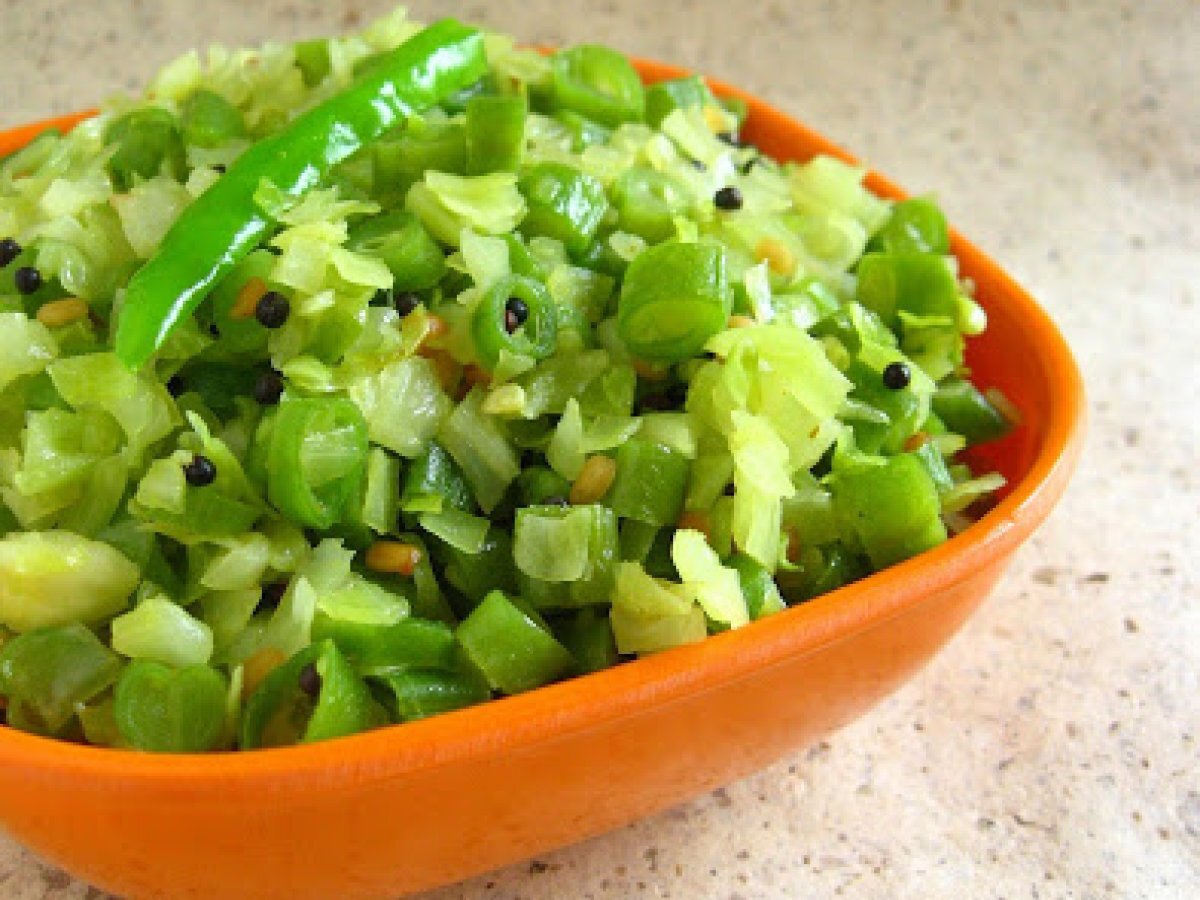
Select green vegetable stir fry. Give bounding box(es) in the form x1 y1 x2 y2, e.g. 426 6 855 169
0 9 1012 752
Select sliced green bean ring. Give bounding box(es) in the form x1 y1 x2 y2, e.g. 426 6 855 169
471 274 558 370
266 397 370 530
550 45 645 127
180 89 246 148
612 166 691 243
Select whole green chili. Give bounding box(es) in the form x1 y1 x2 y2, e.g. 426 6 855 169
0 623 123 735
114 19 488 369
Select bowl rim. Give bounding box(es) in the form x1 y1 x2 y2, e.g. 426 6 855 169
0 60 1086 784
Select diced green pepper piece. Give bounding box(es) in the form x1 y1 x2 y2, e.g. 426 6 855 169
114 659 227 753
302 639 389 742
868 196 950 256
103 107 185 192
515 503 619 607
911 438 955 493
932 378 1011 445
618 519 660 562
373 666 490 721
0 623 123 735
516 466 571 506
729 553 786 619
775 544 867 603
644 75 714 127
401 440 475 513
502 233 547 280
611 166 692 243
311 613 457 672
77 695 122 748
855 252 960 327
605 440 690 526
174 364 258 422
435 525 517 601
707 494 735 559
436 389 520 513
554 606 619 674
267 397 369 530
373 121 467 190
392 533 458 624
465 94 527 174
550 45 645 127
518 162 609 252
642 525 678 580
180 89 246 148
359 446 400 535
553 110 612 152
571 232 630 279
347 210 446 291
830 452 947 569
455 590 574 694
617 241 732 362
846 359 927 455
418 507 490 556
240 640 387 749
96 519 183 597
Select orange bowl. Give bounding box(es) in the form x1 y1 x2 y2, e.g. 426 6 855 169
0 60 1084 900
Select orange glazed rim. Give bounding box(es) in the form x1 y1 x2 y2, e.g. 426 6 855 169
0 60 1085 784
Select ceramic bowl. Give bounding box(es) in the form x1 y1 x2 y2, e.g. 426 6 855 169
0 60 1084 900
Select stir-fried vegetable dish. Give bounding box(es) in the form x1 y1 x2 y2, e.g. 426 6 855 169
0 10 1013 752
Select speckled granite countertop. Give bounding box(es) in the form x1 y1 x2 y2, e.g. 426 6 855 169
1 1 1196 897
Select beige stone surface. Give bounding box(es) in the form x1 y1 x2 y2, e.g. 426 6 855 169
0 1 1196 897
